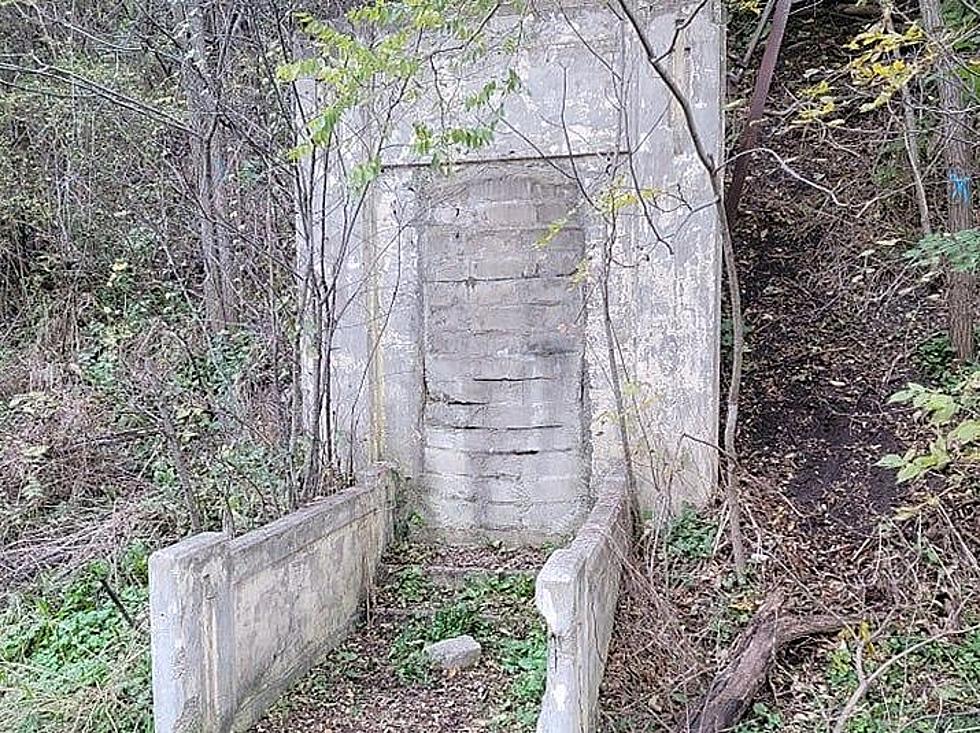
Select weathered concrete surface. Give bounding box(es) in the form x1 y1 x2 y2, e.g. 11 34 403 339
419 164 590 541
535 474 631 733
149 467 396 733
624 0 726 516
423 635 482 670
301 0 724 537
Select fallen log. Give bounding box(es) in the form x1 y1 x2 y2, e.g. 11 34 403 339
686 590 850 733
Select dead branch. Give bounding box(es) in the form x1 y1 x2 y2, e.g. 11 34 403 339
155 398 203 533
883 6 931 236
831 623 980 733
687 591 851 733
737 0 777 71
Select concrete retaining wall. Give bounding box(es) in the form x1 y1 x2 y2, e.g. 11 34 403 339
149 467 397 733
534 476 632 732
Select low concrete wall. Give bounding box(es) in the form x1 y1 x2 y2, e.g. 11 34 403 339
149 466 397 733
534 477 631 732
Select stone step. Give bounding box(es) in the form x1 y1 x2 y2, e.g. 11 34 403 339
365 604 512 625
378 562 537 589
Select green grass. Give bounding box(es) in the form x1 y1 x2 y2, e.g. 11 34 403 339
0 546 153 733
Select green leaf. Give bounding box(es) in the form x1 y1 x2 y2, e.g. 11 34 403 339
876 453 906 468
949 419 980 446
927 394 959 424
349 156 382 191
888 388 916 403
896 463 924 483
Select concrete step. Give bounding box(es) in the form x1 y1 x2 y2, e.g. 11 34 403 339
379 562 536 589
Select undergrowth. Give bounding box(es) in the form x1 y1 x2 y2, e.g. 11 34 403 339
604 494 980 733
0 545 153 733
261 563 547 731
751 624 980 732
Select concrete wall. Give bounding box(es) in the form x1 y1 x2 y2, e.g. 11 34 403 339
535 474 632 732
300 0 724 537
149 467 396 733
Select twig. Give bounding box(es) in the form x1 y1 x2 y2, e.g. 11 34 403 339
155 398 203 533
738 0 778 70
883 5 931 236
98 577 136 629
725 146 847 206
831 624 980 733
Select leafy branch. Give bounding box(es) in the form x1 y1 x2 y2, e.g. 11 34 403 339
879 371 980 482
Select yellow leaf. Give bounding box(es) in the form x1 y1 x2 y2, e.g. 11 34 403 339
893 504 920 522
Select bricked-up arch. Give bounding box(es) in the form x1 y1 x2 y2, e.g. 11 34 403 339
419 164 589 537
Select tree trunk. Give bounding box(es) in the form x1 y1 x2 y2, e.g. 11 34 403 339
920 0 976 361
176 0 239 332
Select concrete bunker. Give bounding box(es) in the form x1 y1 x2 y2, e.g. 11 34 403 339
149 1 724 730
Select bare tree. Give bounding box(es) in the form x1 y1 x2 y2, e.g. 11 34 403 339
172 0 241 331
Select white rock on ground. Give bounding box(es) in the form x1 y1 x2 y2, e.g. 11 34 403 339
423 635 482 670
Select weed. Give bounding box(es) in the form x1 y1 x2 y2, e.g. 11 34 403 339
493 622 548 730
878 366 980 483
917 333 958 382
826 640 858 690
735 702 782 733
807 628 980 732
391 565 433 605
666 505 717 560
0 548 153 733
462 571 535 602
871 139 908 188
389 600 485 683
429 600 483 639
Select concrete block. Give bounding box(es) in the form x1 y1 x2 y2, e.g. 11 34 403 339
425 353 579 383
426 399 580 430
480 501 524 531
423 635 482 669
149 533 229 733
423 276 579 309
425 424 581 454
483 200 539 227
426 497 479 531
